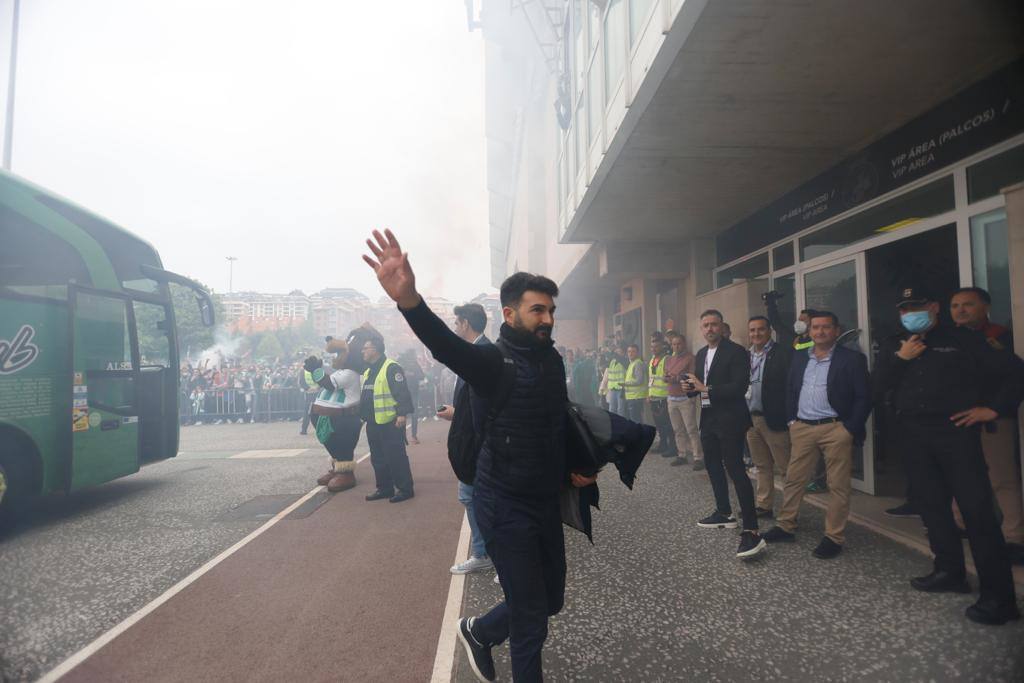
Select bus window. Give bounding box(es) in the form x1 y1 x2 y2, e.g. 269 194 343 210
0 205 90 298
76 292 136 412
134 301 171 368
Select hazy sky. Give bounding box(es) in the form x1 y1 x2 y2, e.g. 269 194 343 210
0 0 492 301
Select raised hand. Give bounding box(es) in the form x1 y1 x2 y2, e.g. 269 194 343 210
362 229 421 310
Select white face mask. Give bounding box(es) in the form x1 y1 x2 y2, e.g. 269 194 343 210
793 320 808 335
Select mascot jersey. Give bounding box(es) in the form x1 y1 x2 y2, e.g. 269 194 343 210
313 369 362 410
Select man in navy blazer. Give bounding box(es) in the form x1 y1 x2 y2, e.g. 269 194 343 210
763 311 871 559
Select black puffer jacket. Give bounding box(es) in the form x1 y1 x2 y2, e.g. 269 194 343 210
400 300 567 499
477 327 567 499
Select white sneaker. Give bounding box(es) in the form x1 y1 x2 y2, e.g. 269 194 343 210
493 573 500 585
450 556 494 575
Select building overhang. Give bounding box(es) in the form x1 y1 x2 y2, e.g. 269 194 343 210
563 0 1024 245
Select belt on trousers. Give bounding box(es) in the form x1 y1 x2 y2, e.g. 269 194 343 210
798 417 839 425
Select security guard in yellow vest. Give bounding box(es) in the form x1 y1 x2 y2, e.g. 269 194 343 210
359 335 415 503
622 344 648 424
606 347 628 417
648 335 677 458
298 367 319 435
793 309 816 351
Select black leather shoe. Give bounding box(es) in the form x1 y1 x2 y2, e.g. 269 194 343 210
910 570 970 593
389 491 415 503
812 537 843 559
365 490 393 501
965 598 1021 626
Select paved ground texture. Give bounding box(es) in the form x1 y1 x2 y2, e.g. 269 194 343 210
456 453 1024 682
4 419 1023 682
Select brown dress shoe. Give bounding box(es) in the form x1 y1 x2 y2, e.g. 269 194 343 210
316 470 335 487
327 472 357 493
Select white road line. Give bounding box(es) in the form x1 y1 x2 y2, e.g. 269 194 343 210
430 513 471 683
229 448 307 459
37 485 324 683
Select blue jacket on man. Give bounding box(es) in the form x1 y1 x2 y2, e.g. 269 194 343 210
786 344 872 445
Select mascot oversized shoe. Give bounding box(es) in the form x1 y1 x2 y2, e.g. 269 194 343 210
326 461 357 493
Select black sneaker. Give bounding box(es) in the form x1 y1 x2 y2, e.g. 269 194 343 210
812 537 843 559
457 617 496 682
755 507 774 519
736 531 767 559
365 490 393 501
697 511 738 529
884 502 919 518
389 490 414 503
669 456 689 467
761 526 796 543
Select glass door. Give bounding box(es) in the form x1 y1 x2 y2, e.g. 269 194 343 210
797 254 874 493
70 288 141 490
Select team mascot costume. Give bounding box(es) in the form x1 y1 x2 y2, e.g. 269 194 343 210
304 325 379 492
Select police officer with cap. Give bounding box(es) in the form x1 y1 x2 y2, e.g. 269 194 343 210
874 285 1024 625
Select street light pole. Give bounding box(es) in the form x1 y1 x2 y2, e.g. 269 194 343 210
225 256 237 293
3 0 21 171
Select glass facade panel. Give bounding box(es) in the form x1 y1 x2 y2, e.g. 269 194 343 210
576 101 587 178
603 0 625 105
588 66 601 145
588 2 602 57
772 242 795 270
770 273 797 347
715 252 768 289
573 0 586 97
970 208 1011 327
967 144 1024 204
799 176 954 261
629 0 655 45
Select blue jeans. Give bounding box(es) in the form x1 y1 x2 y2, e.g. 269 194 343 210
607 389 625 417
458 481 487 559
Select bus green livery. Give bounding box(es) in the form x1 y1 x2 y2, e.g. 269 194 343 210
0 169 214 518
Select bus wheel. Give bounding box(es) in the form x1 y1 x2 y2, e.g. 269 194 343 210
0 457 29 526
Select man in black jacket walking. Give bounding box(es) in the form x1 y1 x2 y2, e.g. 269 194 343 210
744 316 792 517
687 309 766 559
363 229 596 682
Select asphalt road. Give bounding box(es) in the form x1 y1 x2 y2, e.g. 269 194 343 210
0 421 362 681
455 452 1024 682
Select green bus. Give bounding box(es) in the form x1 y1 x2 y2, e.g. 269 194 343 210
0 170 214 518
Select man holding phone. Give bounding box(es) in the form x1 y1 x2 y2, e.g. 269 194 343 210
439 303 495 575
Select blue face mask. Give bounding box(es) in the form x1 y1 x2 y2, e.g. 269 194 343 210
900 310 932 334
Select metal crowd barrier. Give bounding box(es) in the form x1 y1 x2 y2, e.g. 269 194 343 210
179 388 310 425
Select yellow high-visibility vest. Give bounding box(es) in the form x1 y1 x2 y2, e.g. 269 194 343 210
648 355 669 398
607 359 625 391
794 338 814 351
624 359 648 400
363 358 399 424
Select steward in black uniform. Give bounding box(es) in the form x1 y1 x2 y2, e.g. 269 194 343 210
362 228 597 682
874 286 1024 625
359 335 415 503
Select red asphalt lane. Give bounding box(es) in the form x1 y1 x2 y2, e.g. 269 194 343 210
61 421 463 683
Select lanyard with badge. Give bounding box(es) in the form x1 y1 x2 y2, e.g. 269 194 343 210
701 351 712 408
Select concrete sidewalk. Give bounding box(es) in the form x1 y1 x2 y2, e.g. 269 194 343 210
454 454 1024 682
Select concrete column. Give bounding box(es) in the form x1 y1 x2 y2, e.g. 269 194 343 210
1002 181 1024 505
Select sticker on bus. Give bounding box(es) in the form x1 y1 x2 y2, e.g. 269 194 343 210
74 372 84 385
88 412 102 428
72 408 89 432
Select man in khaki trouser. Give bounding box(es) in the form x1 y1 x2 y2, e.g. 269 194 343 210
762 312 872 559
949 287 1024 564
744 316 792 517
664 331 704 470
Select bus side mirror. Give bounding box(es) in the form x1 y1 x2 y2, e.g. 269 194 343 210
198 295 215 327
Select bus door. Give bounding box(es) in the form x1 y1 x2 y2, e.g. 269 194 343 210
131 298 177 463
69 287 141 490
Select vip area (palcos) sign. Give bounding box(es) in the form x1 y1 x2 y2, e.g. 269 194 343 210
0 325 40 375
